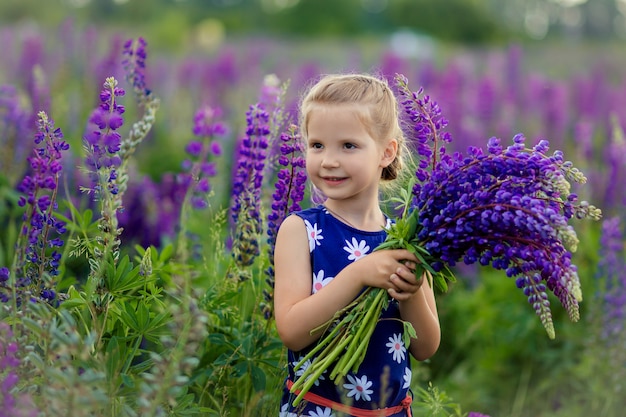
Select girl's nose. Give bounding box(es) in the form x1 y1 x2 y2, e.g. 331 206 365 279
321 155 339 168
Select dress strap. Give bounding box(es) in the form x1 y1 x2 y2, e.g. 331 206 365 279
286 380 412 417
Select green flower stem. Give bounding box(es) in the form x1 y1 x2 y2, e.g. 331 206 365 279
294 318 346 371
330 289 385 381
338 289 386 378
291 335 353 406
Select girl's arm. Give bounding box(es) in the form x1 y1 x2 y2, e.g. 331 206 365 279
391 272 441 360
273 214 419 352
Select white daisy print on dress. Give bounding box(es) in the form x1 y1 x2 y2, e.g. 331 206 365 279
280 403 298 417
304 219 323 252
343 237 370 261
308 406 335 417
403 366 412 389
343 374 373 402
386 333 407 363
293 358 325 386
312 270 333 294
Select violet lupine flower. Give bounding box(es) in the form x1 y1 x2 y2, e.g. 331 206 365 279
82 77 125 198
118 173 187 248
181 105 226 210
259 73 283 109
602 116 626 210
395 74 452 188
468 413 491 417
229 104 271 269
16 35 50 130
1 112 69 306
92 34 125 91
122 37 149 97
0 323 38 416
263 125 306 318
117 37 160 198
596 216 626 340
396 75 601 339
0 85 33 186
412 135 600 338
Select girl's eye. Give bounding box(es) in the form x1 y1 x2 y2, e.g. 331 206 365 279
344 143 357 149
310 142 323 149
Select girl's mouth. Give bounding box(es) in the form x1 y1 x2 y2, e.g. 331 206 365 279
322 176 346 185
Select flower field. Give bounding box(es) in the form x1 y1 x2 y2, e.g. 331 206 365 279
1 19 625 417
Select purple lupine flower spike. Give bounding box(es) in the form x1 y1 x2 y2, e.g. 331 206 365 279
0 85 33 186
395 73 452 195
122 37 149 97
1 111 69 306
596 216 626 340
229 104 271 270
263 125 306 318
181 105 226 211
82 77 125 198
0 323 39 416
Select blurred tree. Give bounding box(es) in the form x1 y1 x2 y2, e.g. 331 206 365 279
385 0 509 43
0 0 624 45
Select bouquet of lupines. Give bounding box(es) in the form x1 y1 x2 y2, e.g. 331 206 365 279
289 74 602 404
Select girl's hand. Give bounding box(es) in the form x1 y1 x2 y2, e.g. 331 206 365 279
352 249 421 300
388 259 424 301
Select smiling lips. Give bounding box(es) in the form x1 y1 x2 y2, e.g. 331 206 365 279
322 176 347 185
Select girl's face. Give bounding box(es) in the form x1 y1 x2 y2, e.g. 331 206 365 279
305 104 397 204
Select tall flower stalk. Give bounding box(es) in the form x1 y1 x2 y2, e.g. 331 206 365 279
0 112 69 308
80 76 127 297
229 104 271 272
0 85 33 186
0 322 38 416
595 216 626 340
263 124 306 319
176 105 226 260
118 37 160 197
289 74 602 404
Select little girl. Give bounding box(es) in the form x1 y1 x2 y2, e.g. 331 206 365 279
274 74 440 417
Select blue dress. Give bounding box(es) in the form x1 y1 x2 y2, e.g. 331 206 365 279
279 206 413 417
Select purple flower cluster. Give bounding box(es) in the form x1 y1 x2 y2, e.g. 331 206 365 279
0 323 38 416
117 173 187 248
596 216 626 339
180 105 226 210
263 125 306 318
122 37 149 97
396 75 601 338
231 104 271 218
83 77 125 196
395 74 452 186
230 104 271 268
1 112 69 305
0 85 32 185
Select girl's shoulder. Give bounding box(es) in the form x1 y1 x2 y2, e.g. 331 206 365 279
291 205 325 222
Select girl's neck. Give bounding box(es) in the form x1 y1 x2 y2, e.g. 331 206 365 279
322 200 386 231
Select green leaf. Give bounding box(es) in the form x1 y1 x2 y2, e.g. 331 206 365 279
249 363 267 392
58 285 88 310
106 336 122 379
121 373 135 389
120 302 141 332
159 244 174 262
233 360 249 377
109 256 141 294
403 321 417 347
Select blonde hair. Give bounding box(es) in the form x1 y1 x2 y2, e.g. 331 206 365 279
299 73 407 181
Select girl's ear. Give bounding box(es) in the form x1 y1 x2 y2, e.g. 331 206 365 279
380 138 398 168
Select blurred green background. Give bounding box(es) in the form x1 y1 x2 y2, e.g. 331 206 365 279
2 0 625 46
